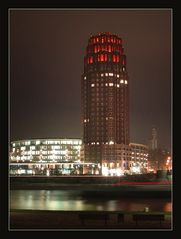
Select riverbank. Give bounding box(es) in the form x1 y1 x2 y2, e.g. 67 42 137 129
10 173 170 185
10 209 172 230
10 175 172 198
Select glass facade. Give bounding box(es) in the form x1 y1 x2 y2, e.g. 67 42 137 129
10 139 82 163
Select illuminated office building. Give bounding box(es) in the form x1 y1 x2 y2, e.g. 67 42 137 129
9 139 86 175
10 138 82 162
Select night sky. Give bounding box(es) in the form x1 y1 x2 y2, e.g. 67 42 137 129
10 9 171 150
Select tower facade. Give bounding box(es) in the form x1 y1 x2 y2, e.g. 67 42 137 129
81 32 130 170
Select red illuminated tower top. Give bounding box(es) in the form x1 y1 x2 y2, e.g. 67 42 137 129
84 32 127 73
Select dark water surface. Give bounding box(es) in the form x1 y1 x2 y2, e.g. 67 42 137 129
10 190 171 212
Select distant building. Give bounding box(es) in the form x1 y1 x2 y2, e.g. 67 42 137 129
147 128 171 171
149 127 158 150
148 148 171 172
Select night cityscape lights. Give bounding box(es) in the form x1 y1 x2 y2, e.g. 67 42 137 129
9 33 171 177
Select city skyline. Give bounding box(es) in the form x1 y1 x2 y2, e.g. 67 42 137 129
10 9 171 151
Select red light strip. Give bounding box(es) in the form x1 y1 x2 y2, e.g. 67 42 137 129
115 181 171 185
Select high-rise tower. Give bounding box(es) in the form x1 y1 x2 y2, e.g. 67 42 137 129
81 32 130 171
149 127 158 150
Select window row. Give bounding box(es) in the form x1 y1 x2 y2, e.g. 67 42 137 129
87 54 126 64
89 36 122 45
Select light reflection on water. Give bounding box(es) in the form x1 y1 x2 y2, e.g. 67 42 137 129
10 190 172 212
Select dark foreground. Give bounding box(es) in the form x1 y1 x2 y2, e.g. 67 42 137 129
10 210 172 230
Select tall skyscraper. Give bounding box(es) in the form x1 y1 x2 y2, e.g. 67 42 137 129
149 127 158 150
81 32 130 173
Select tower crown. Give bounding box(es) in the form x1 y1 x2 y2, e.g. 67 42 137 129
85 32 126 70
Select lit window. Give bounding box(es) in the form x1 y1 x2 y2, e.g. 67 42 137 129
117 84 120 88
117 74 119 78
109 73 113 76
113 55 116 62
36 140 40 145
101 73 104 77
105 54 108 61
48 141 54 144
91 83 95 87
25 141 30 145
109 83 114 86
120 80 124 84
109 141 114 145
84 76 86 80
105 73 108 76
84 119 87 123
89 56 93 64
105 83 108 86
108 45 111 52
125 80 128 84
100 54 104 61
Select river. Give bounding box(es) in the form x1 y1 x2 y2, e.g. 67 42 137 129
10 190 172 212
